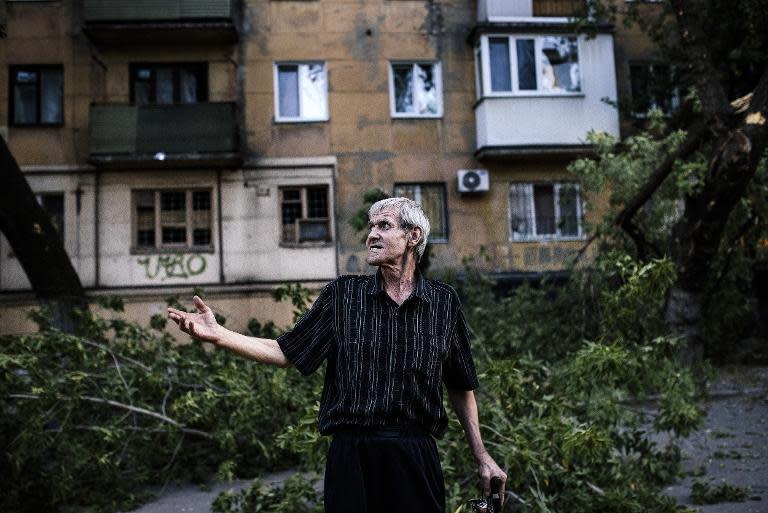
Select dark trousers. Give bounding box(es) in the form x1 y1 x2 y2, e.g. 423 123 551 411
324 427 446 513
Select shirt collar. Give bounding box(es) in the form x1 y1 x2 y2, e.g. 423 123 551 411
367 268 431 303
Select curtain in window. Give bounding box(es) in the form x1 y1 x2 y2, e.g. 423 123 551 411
300 64 327 119
278 66 300 118
13 71 38 124
41 70 63 124
489 38 512 92
509 184 533 239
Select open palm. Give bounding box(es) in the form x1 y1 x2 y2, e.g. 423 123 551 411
167 295 221 343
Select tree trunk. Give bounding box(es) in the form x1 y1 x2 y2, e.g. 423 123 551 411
665 286 704 367
0 137 88 332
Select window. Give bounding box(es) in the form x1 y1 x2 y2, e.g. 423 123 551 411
274 62 328 122
482 35 581 95
629 63 679 117
280 186 331 244
130 63 208 105
10 65 63 126
389 62 443 118
509 182 583 240
133 189 212 250
393 183 448 242
36 193 65 242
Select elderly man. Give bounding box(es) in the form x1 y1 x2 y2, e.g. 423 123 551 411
168 197 506 513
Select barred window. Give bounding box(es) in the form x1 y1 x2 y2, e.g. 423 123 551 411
509 182 583 240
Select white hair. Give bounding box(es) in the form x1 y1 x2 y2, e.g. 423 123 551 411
368 197 430 259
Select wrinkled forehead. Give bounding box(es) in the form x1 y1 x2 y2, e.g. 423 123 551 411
369 209 402 225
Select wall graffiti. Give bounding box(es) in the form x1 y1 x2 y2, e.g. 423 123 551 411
137 254 207 281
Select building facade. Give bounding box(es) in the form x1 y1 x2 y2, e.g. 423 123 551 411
0 0 666 334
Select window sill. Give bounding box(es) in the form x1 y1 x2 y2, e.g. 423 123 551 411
131 246 215 255
482 92 584 99
274 117 329 124
390 113 443 119
509 236 586 243
279 241 334 249
9 122 65 128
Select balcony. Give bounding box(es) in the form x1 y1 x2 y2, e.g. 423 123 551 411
89 102 240 168
474 33 619 159
82 0 237 44
478 0 585 22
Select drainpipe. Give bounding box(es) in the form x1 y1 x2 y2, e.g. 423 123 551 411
94 170 100 288
217 168 225 284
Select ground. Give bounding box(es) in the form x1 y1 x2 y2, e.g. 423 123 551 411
122 366 768 513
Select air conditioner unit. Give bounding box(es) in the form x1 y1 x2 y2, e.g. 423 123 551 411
457 169 489 193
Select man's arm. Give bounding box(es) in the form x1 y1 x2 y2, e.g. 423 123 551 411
447 388 507 506
168 295 291 368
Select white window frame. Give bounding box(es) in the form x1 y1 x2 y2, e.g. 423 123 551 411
273 61 329 123
508 182 584 241
479 34 583 98
388 61 444 119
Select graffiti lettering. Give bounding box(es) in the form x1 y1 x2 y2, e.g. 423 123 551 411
137 254 207 281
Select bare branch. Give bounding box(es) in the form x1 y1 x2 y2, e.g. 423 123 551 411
8 393 213 440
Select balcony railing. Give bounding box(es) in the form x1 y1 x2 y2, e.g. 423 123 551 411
89 102 239 165
478 0 584 20
83 0 234 23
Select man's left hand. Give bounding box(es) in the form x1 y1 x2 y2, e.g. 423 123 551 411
477 452 507 509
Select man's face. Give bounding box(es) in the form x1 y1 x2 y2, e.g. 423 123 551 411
366 209 411 266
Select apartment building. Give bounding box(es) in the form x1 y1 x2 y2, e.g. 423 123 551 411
0 0 668 333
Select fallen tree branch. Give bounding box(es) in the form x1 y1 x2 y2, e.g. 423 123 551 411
7 393 213 440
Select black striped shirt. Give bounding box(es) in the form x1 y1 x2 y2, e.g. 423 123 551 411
276 270 479 438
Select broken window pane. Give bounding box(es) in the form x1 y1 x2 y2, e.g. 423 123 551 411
540 36 580 93
135 191 155 248
516 39 537 90
299 63 327 120
414 64 438 115
489 38 511 92
393 63 439 115
393 64 413 113
533 184 556 235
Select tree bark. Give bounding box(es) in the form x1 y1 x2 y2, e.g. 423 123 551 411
665 65 768 365
0 137 88 332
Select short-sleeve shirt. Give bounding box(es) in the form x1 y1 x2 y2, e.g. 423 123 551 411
276 269 479 438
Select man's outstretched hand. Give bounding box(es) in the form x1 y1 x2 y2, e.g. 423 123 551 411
167 295 222 343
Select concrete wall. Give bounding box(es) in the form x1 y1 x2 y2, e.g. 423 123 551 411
0 168 97 290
